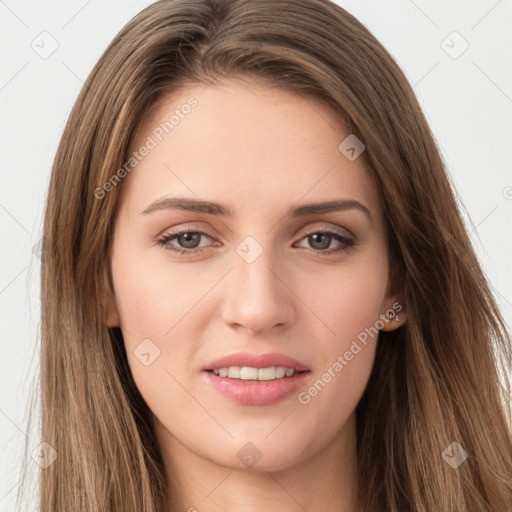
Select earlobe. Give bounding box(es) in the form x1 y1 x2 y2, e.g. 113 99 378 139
380 266 406 331
380 303 406 331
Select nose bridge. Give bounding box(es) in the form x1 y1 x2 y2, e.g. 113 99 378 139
235 233 284 302
222 233 295 333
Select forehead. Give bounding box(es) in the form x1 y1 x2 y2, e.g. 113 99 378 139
118 81 381 223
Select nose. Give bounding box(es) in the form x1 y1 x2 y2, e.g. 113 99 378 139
220 246 296 335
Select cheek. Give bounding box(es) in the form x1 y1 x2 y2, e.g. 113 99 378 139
293 257 387 416
110 242 203 338
110 251 201 418
109 241 212 391
298 256 388 347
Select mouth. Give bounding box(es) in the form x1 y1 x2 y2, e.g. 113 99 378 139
203 351 310 374
204 366 309 380
202 367 312 405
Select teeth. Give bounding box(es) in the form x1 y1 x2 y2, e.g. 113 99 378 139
227 366 241 378
212 366 297 380
275 366 286 378
242 366 258 380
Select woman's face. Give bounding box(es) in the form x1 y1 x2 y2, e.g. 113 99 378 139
107 80 402 475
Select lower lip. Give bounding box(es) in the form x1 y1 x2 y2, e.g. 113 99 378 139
202 370 311 405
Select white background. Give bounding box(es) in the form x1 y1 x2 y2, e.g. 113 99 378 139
1 1 511 510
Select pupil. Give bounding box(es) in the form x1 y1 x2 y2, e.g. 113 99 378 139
180 233 199 248
311 233 329 250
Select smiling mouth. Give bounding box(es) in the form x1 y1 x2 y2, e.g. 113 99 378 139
203 367 311 405
205 366 310 381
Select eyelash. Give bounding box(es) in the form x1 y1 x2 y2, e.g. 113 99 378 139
155 228 356 256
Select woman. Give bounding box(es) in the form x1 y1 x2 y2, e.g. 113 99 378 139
27 0 512 510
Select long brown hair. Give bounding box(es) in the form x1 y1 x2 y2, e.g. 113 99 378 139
20 0 512 510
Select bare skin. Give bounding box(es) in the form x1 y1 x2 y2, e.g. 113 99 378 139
105 80 405 512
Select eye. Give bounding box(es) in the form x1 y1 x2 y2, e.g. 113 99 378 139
156 228 356 256
156 230 214 255
294 230 355 255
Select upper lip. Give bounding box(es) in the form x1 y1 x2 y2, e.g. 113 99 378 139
203 351 310 372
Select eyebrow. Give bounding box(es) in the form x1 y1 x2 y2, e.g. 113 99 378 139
141 196 372 221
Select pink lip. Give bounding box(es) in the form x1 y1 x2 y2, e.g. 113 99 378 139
202 370 311 405
203 351 310 372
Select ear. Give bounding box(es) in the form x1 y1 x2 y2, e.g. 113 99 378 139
379 263 406 331
100 265 120 328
